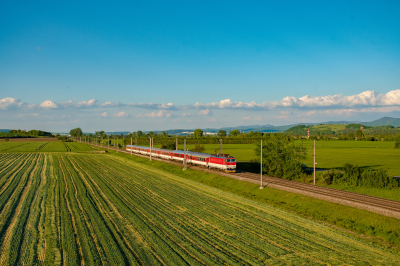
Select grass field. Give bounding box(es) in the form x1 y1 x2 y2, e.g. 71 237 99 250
153 141 400 176
1 153 399 265
0 141 93 153
300 140 400 176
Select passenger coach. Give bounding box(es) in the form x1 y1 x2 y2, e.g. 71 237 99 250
126 145 236 173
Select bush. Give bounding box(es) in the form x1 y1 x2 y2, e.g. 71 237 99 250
191 144 205 153
394 141 400 149
161 142 176 150
331 164 399 188
256 137 307 180
4 138 9 142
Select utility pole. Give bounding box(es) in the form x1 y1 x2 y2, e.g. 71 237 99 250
220 139 223 154
117 137 118 152
260 139 263 189
123 136 124 150
313 139 316 185
150 138 152 161
135 137 137 146
131 137 132 156
108 136 109 150
176 138 178 150
183 139 187 170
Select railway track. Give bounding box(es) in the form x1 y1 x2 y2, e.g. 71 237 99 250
84 142 400 220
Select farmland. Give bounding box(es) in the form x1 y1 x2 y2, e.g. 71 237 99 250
154 141 400 176
1 153 400 265
0 141 93 153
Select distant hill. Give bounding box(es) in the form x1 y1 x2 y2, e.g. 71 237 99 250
364 117 400 127
0 129 11 133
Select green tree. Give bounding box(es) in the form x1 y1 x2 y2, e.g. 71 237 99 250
217 130 227 137
194 129 203 138
137 130 143 137
229 129 240 137
70 127 83 137
161 142 176 150
191 144 205 153
356 129 363 140
347 132 354 140
394 141 400 149
255 138 307 180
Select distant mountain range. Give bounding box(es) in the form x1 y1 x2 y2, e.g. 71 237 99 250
363 117 400 127
2 117 399 135
160 117 400 135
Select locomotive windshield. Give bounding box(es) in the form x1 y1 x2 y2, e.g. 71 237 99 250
227 159 236 162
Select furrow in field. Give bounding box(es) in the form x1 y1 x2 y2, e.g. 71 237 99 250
61 156 106 265
16 154 47 265
0 154 37 234
0 154 42 265
73 155 207 265
0 154 20 175
66 155 143 265
52 155 79 265
43 154 61 265
105 155 400 264
93 157 291 258
57 156 84 265
80 156 211 265
0 153 34 196
92 157 296 256
85 155 271 265
81 156 226 263
37 155 48 264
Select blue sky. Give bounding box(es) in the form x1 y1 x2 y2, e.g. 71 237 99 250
1 1 400 132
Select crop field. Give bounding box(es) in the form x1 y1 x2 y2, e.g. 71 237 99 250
1 153 399 265
0 141 92 153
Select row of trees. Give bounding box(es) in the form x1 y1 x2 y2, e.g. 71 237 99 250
7 129 54 137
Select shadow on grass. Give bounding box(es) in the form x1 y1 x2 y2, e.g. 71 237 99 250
237 161 260 174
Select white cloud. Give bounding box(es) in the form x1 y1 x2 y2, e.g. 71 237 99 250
0 97 25 110
77 99 96 108
128 102 178 110
183 112 191 116
40 100 58 109
114 111 129 117
100 112 108 117
194 99 262 109
40 99 98 109
199 109 211 115
191 90 400 110
136 110 173 118
208 118 218 122
101 101 125 107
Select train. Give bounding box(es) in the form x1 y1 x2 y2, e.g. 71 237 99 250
125 145 237 173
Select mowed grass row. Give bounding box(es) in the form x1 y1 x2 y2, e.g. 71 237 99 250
0 141 92 153
0 153 399 265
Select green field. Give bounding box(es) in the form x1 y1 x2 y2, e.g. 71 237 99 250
153 141 400 176
0 141 93 153
299 140 400 176
1 152 399 265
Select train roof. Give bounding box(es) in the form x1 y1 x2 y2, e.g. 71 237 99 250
126 145 234 159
